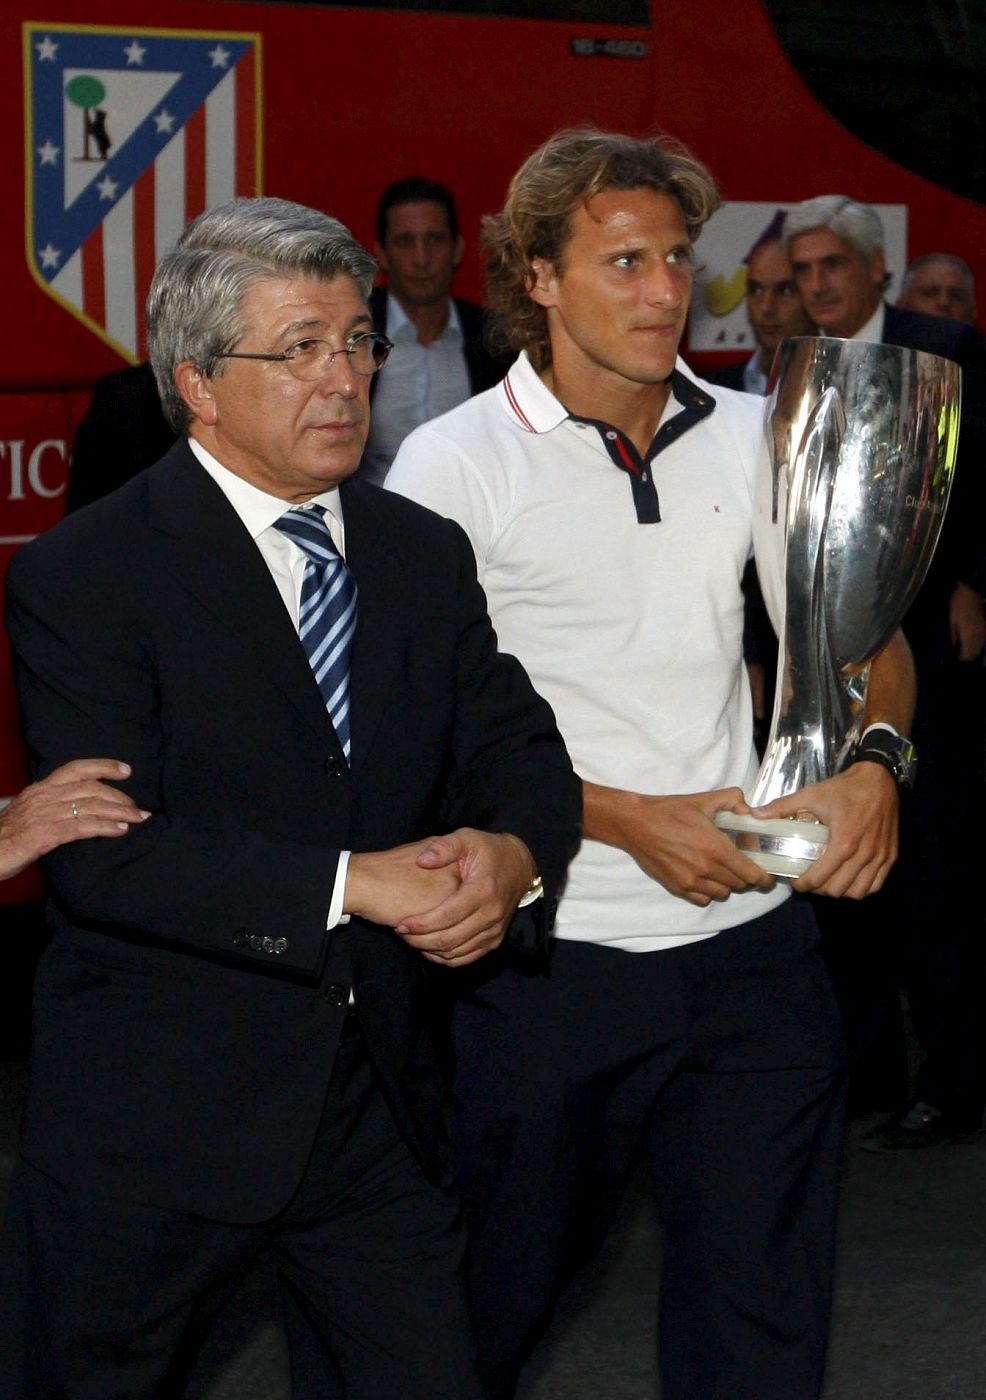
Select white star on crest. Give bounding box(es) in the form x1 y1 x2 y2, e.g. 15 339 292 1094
208 43 231 69
39 244 61 270
154 109 176 135
124 39 147 66
97 175 119 202
37 139 60 167
35 36 58 61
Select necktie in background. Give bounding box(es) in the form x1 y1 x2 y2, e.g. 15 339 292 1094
275 505 357 761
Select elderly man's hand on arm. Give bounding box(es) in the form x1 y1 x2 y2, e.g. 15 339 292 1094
345 830 538 968
0 759 147 882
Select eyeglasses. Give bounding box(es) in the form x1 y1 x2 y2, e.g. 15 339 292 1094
214 331 393 380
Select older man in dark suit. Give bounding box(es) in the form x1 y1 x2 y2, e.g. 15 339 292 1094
785 195 986 1147
0 197 580 1398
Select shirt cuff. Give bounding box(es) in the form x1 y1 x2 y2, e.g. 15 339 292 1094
327 850 351 928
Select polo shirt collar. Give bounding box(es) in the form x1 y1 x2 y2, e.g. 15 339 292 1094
499 349 716 436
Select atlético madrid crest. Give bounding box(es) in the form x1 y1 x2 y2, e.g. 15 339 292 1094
24 23 263 361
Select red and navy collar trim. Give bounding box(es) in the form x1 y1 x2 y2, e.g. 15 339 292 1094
567 371 716 524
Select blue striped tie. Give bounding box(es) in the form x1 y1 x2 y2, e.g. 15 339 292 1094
275 505 357 762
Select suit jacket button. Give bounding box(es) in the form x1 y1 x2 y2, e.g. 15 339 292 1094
261 936 275 953
324 756 346 778
232 930 248 948
248 934 262 951
323 983 348 1006
274 938 288 955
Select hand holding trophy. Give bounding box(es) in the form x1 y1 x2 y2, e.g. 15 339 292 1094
715 336 960 877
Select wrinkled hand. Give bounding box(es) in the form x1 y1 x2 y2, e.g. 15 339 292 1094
0 759 146 882
949 582 986 661
586 783 775 907
344 840 462 932
754 761 898 899
394 829 537 968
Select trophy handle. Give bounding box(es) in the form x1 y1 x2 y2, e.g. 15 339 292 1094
751 386 860 806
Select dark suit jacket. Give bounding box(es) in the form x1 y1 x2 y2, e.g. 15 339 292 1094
67 361 175 512
881 301 986 368
5 442 580 1223
704 356 751 392
369 286 507 400
880 302 986 651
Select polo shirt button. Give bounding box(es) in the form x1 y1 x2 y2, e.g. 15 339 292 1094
324 756 345 778
323 983 348 1006
605 430 618 440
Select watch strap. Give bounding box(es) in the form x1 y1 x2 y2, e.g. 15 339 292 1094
851 729 917 788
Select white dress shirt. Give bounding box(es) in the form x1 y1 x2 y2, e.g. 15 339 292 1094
360 294 471 486
850 301 886 343
189 437 350 928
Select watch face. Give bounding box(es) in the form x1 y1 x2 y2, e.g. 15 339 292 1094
857 732 917 787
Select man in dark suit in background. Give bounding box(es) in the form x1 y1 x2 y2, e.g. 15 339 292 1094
66 359 174 511
784 194 986 1148
361 177 505 484
1 196 580 1397
707 235 812 394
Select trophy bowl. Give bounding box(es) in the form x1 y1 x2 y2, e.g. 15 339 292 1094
715 336 961 878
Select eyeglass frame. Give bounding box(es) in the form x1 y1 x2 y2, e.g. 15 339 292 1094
212 330 394 377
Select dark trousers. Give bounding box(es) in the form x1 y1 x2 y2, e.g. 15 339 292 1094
452 897 846 1400
818 656 986 1121
0 1022 482 1400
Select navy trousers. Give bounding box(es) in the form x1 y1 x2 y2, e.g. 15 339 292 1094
0 1020 482 1400
452 896 847 1400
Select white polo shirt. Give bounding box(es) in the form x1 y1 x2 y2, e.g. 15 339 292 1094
387 351 788 949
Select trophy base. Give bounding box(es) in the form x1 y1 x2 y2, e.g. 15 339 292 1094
713 812 830 880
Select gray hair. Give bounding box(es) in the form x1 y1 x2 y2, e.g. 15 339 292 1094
782 195 886 263
147 197 377 432
901 251 975 294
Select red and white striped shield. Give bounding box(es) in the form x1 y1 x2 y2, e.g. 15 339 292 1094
25 22 262 362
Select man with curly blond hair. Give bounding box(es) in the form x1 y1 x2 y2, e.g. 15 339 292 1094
389 129 915 1400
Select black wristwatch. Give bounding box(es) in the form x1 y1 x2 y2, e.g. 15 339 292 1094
850 728 917 789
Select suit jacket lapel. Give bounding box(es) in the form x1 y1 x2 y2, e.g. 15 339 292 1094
146 442 340 749
340 479 409 774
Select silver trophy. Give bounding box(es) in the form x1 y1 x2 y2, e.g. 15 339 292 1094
715 336 960 877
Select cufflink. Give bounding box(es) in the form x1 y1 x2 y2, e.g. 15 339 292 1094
518 875 543 908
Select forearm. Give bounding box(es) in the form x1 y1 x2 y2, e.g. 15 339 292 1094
8 556 339 975
583 779 643 849
862 628 915 733
41 808 341 975
583 779 773 906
